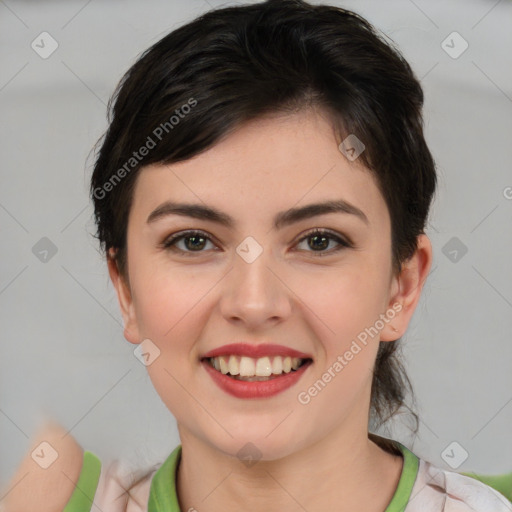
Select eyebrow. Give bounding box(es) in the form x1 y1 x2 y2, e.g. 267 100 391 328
146 199 369 229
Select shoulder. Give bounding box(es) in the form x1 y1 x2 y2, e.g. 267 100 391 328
64 451 159 512
406 457 512 512
64 445 182 512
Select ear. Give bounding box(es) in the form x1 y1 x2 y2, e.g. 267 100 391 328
107 248 141 345
380 234 433 342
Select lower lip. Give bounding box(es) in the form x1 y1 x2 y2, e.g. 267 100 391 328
201 359 312 399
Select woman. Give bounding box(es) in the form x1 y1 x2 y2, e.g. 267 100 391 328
3 1 510 511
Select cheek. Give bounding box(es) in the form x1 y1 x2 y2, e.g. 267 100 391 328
294 269 383 416
132 268 214 416
292 262 388 347
131 262 215 341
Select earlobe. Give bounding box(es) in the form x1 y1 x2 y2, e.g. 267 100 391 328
107 248 141 345
381 234 433 342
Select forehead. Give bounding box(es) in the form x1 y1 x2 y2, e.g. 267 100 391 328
130 110 389 231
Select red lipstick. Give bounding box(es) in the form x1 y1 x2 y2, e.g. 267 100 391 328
200 343 313 399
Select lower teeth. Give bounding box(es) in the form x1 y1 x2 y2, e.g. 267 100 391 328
226 369 299 381
230 374 282 381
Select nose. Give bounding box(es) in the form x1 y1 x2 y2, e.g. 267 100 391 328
218 241 293 330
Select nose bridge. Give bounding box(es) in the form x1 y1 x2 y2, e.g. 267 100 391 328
220 235 291 325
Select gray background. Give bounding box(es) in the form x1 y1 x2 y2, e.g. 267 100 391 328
1 0 511 487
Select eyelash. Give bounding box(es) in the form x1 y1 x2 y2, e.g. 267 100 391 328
160 228 353 257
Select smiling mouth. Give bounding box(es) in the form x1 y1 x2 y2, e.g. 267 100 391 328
201 355 313 381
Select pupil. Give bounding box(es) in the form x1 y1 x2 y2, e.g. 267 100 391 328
186 236 205 250
309 234 328 250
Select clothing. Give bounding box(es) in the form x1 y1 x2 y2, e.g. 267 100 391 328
64 439 512 512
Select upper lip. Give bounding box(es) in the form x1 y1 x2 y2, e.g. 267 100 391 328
201 343 313 360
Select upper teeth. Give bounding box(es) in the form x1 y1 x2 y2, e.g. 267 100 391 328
209 355 304 376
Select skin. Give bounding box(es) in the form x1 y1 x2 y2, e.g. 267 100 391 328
108 108 432 512
1 420 83 512
1 108 431 512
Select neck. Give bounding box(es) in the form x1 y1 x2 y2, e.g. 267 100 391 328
176 424 403 512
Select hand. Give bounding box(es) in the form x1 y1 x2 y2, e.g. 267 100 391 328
0 419 83 512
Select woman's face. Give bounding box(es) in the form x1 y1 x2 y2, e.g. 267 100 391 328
111 109 426 460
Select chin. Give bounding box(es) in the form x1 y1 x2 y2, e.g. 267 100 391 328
207 427 306 464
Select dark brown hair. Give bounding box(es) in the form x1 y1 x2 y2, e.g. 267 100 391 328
90 0 436 462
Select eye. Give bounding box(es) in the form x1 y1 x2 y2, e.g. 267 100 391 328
161 228 352 257
294 228 352 256
161 230 217 256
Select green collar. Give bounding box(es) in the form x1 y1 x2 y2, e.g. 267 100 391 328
384 441 420 511
63 451 102 512
148 444 182 512
148 441 419 512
